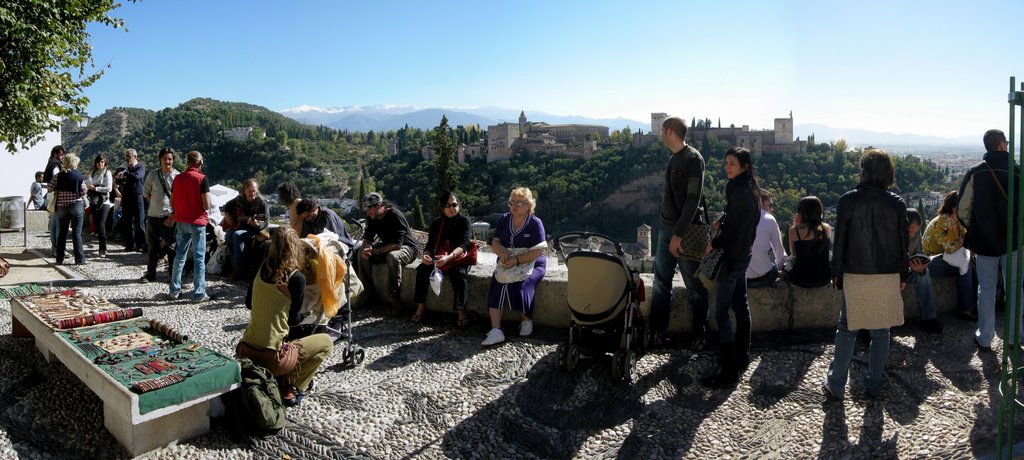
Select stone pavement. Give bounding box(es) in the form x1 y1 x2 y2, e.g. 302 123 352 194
0 230 1020 459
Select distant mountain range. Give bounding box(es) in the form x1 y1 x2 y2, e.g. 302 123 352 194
795 123 975 147
279 105 649 133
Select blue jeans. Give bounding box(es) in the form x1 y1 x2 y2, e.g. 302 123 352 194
651 223 709 334
170 222 206 298
746 265 778 289
928 256 977 313
714 257 751 345
49 211 59 252
976 252 1024 347
56 202 85 264
225 228 255 269
906 269 937 320
826 295 890 397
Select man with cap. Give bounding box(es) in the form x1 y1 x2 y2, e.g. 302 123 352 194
356 192 419 312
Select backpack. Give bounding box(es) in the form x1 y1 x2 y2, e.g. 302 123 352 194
233 358 286 436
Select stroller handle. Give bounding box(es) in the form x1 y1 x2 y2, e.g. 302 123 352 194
554 231 624 258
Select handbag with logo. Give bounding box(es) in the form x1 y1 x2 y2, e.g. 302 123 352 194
432 218 478 272
679 197 711 262
494 247 534 284
699 248 724 281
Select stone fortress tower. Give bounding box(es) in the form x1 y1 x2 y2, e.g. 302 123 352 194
774 111 794 145
651 113 668 136
637 223 652 253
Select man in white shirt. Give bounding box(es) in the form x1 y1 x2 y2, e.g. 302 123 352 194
746 190 787 288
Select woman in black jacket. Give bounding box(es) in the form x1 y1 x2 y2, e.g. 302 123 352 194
703 147 762 388
412 192 474 327
823 149 908 400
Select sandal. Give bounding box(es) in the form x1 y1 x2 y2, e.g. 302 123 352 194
282 386 303 407
411 311 425 323
456 316 471 329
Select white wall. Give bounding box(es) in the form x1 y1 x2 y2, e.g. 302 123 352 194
0 126 61 202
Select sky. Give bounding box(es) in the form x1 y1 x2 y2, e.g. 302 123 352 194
82 0 1024 139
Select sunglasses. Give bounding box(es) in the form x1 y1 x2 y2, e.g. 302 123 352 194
508 200 528 207
444 202 459 208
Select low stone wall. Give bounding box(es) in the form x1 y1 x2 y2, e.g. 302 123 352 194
372 261 958 332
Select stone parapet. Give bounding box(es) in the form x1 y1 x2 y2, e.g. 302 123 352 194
368 262 958 332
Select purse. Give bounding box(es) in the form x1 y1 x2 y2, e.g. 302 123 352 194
494 247 534 284
46 192 57 213
699 247 724 281
432 218 478 272
679 197 711 262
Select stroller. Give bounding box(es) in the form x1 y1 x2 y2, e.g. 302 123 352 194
288 223 366 368
554 231 647 382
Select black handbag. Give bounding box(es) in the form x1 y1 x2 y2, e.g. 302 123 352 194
679 197 711 262
87 190 105 209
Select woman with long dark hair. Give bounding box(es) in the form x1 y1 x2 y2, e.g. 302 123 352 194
86 154 113 257
703 147 762 388
785 196 832 288
411 191 473 326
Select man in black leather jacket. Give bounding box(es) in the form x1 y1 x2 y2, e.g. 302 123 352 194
824 149 908 400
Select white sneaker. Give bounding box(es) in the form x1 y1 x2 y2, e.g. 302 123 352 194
481 328 505 346
519 319 534 337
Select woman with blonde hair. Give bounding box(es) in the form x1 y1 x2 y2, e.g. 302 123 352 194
47 153 87 264
236 227 332 407
482 187 547 346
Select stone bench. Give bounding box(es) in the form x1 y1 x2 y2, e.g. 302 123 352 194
367 261 959 332
10 299 238 456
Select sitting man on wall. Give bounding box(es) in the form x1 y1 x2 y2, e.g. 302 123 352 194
746 190 787 288
906 208 943 334
356 192 419 312
222 178 270 278
296 197 354 246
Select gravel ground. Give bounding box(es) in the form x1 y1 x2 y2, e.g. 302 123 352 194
0 230 1020 459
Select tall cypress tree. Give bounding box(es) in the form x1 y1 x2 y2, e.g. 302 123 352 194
431 115 458 217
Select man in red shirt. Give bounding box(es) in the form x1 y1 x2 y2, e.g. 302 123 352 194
168 151 213 302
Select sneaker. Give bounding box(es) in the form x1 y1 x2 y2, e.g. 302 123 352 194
919 318 943 334
975 338 993 353
519 319 534 337
98 251 106 258
821 384 843 401
192 293 213 302
164 291 181 301
482 328 505 346
140 274 154 283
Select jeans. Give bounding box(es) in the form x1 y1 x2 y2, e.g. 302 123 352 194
906 269 937 320
121 194 146 250
146 216 176 279
170 222 207 298
49 211 59 252
976 252 1024 347
91 204 109 252
746 265 778 289
714 257 751 345
651 223 709 334
928 256 977 313
56 202 85 264
226 228 256 269
826 295 890 397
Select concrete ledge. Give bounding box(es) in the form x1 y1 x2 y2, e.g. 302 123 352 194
381 261 958 332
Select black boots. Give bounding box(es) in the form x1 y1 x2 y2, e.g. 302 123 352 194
701 343 739 388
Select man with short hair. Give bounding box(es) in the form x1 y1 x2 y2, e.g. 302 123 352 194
168 150 213 302
296 198 353 245
116 148 147 252
142 147 179 282
356 192 419 311
905 208 942 333
746 190 787 288
958 129 1023 351
30 171 46 210
650 116 710 349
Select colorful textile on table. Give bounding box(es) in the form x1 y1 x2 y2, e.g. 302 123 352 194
60 319 240 414
0 283 49 300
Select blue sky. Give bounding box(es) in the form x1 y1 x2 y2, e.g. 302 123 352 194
83 0 1023 138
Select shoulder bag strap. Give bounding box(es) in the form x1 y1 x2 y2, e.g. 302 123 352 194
983 161 1008 200
433 218 445 258
157 170 172 200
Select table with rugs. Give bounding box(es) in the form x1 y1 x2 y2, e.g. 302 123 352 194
8 285 240 456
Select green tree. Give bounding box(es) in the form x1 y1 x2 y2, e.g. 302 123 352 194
413 195 426 230
1 0 126 153
431 115 458 217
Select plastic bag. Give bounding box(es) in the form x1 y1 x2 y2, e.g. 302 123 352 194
430 266 443 296
207 245 228 274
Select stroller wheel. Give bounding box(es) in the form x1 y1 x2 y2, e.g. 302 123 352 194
352 348 366 365
610 350 625 381
623 349 637 382
565 343 580 373
555 343 568 370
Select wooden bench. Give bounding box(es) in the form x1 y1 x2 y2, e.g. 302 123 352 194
11 298 239 456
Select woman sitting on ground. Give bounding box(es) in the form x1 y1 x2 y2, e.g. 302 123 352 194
922 190 978 320
236 227 332 407
412 191 473 327
785 196 832 288
482 187 547 346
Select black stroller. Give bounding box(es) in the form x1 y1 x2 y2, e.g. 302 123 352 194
288 219 366 368
553 231 647 382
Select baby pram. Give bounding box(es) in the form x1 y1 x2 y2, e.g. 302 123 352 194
553 231 647 382
288 230 366 368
